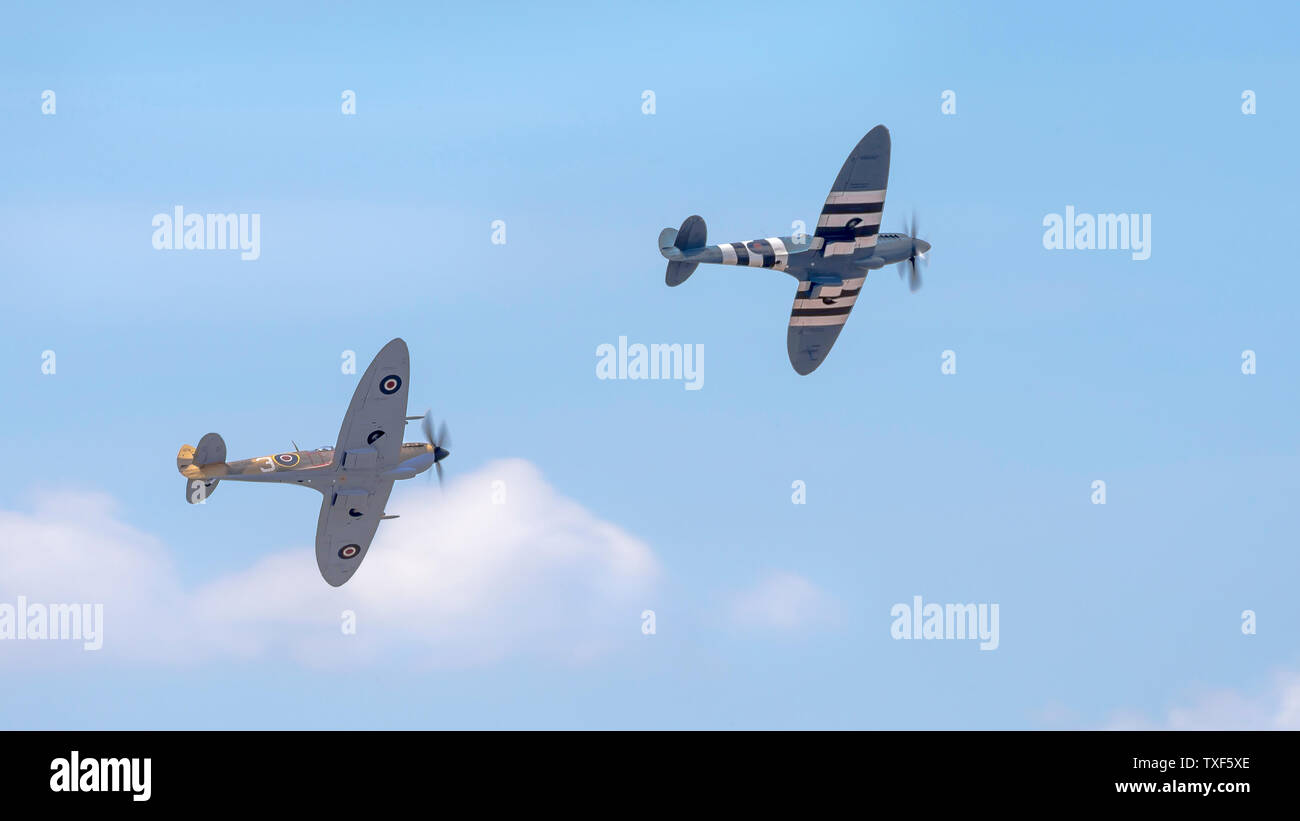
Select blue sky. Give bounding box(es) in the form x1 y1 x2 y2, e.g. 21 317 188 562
1 0 1298 729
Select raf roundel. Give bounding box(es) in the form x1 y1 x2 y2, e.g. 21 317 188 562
275 452 300 468
379 374 402 395
338 544 360 560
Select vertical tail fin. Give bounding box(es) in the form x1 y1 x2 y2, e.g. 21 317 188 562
660 215 707 286
178 433 227 504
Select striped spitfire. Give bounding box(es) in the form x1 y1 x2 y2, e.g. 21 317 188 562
658 125 930 375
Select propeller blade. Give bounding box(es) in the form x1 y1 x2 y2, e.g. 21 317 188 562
419 412 451 486
901 209 923 292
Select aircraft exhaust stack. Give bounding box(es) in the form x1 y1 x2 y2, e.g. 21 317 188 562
660 215 707 286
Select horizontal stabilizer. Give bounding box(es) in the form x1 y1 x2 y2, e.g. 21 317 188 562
658 227 679 254
665 261 698 287
184 477 219 504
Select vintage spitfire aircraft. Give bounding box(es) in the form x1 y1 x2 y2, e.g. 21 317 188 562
176 338 451 587
658 124 930 374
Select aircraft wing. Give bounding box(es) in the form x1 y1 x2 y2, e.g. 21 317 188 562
314 478 395 586
814 125 890 257
332 338 410 470
316 337 411 585
788 126 891 374
786 273 867 375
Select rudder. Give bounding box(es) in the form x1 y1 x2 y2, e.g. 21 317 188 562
178 432 227 504
661 215 707 286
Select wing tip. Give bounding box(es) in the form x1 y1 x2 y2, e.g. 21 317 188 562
786 324 844 375
378 337 409 358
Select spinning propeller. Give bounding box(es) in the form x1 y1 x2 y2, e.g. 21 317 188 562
897 211 930 293
420 410 452 487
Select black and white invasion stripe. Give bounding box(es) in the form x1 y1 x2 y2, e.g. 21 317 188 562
715 237 792 270
788 276 866 327
815 189 886 256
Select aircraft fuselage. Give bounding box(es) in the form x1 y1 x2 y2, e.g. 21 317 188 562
180 442 436 488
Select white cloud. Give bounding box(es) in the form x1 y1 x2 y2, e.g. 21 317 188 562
1101 672 1300 730
0 459 658 668
726 572 838 633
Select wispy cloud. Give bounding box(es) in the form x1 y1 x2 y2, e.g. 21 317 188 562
726 572 838 634
0 459 658 668
1101 672 1300 730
